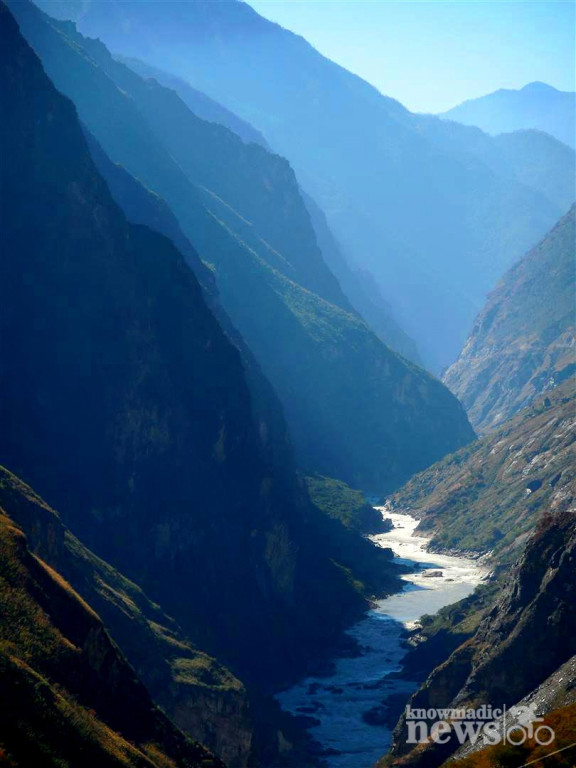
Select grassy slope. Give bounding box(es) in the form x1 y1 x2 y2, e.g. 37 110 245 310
305 474 390 534
0 465 251 766
0 506 222 768
389 381 575 558
447 703 576 768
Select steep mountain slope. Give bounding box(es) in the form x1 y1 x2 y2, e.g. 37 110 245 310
444 207 575 433
0 491 223 768
449 701 576 768
119 54 422 363
10 0 474 492
383 508 576 768
491 131 575 214
117 54 270 149
301 190 422 364
41 0 574 371
0 0 371 699
0 465 252 767
440 82 576 148
388 382 576 559
413 116 575 215
305 474 390 535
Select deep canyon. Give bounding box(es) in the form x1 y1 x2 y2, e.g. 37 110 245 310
278 511 487 767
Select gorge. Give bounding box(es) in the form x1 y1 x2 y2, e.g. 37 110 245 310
0 0 574 766
278 510 487 768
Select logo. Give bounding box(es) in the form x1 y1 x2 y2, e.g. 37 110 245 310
405 702 555 747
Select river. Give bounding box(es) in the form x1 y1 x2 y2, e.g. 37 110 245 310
276 510 487 768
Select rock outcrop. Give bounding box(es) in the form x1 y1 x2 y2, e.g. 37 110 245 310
380 509 576 768
444 207 575 433
0 480 224 768
389 382 575 558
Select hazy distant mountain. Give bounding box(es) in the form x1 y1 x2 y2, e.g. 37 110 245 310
444 206 575 433
117 54 270 148
12 0 474 494
37 0 574 371
440 82 576 148
119 54 421 363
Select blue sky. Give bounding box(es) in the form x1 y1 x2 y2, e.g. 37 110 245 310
247 0 575 113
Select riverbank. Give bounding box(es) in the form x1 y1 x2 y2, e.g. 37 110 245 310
276 510 488 768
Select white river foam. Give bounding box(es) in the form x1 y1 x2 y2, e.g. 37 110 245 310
277 510 487 768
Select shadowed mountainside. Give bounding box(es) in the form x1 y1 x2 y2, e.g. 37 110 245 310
0 465 254 766
0 477 225 768
118 54 422 364
9 0 474 493
0 1 381 704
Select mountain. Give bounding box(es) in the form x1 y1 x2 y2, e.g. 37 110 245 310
0 465 251 766
117 54 270 149
382 507 576 768
412 115 576 216
440 82 576 149
0 472 224 768
444 207 575 433
449 699 576 768
118 55 422 364
9 0 475 493
373 383 575 766
0 0 380 706
305 474 391 535
300 189 422 364
38 0 575 372
387 381 575 559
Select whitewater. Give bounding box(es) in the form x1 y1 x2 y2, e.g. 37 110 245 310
277 510 487 768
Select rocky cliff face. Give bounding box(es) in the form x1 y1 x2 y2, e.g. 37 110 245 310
0 465 253 766
9 0 475 493
382 509 576 768
388 382 576 558
0 0 368 704
444 207 575 433
0 474 224 768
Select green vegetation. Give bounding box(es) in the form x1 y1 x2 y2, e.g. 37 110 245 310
0 464 250 763
449 700 576 768
306 474 390 534
171 657 243 692
0 507 222 768
392 382 575 560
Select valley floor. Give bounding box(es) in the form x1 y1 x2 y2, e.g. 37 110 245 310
276 511 487 767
